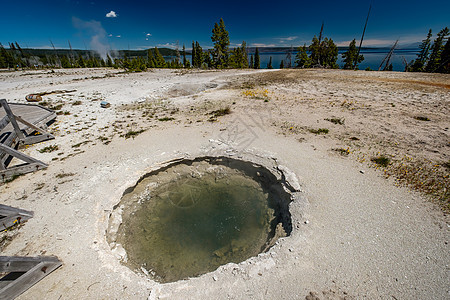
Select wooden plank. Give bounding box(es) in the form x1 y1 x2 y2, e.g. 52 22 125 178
0 144 46 165
0 205 34 230
0 257 59 273
0 205 33 216
13 115 52 137
0 116 9 132
0 257 62 300
0 163 47 180
0 100 24 141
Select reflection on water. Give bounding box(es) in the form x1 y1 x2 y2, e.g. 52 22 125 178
116 166 274 283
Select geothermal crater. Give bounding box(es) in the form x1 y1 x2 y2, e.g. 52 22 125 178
107 156 294 283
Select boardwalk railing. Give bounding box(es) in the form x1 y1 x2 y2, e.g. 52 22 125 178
0 99 56 180
0 256 62 300
0 204 34 231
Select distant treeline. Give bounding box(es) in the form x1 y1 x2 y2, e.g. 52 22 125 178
1 21 448 73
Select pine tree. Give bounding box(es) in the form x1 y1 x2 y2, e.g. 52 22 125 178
147 49 156 68
322 38 339 69
203 49 212 68
309 36 321 66
436 37 450 73
192 41 203 68
254 48 260 69
410 29 433 72
241 41 248 68
182 44 187 68
0 43 13 69
106 54 113 67
249 55 254 68
267 56 273 69
77 54 86 68
153 47 166 68
60 55 71 68
342 39 364 69
426 27 449 72
191 41 196 68
280 60 284 69
211 18 230 68
295 45 311 68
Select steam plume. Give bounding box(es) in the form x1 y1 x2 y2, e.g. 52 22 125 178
72 17 110 59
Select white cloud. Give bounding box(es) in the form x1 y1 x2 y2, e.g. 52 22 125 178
336 35 423 47
108 34 112 37
116 35 121 38
106 11 117 18
157 43 177 49
278 36 298 43
146 33 152 37
251 43 276 48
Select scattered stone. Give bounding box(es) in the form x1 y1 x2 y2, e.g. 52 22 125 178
213 275 218 281
360 170 365 174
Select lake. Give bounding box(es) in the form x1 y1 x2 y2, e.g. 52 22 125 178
254 48 418 71
170 48 419 72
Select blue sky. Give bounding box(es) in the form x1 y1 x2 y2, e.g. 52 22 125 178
1 0 448 51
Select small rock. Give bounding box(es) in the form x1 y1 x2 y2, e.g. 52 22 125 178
288 248 293 252
213 275 218 281
360 170 365 174
304 220 309 224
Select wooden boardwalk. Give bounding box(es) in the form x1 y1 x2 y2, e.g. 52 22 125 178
0 100 56 179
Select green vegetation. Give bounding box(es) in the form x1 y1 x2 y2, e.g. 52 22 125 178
2 22 447 73
124 129 146 139
158 117 175 121
325 117 345 125
414 116 430 121
309 128 329 134
267 56 273 69
38 144 59 153
371 155 390 167
254 48 260 69
342 39 364 69
208 107 231 122
211 18 230 68
409 27 449 74
295 34 339 69
332 147 351 156
55 172 76 179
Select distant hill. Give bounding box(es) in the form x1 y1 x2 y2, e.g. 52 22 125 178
6 48 178 58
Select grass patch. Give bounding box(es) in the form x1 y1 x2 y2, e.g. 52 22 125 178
208 107 231 122
309 128 329 134
332 147 350 156
55 172 76 179
98 136 110 144
49 104 63 110
124 129 145 139
371 155 390 167
414 116 430 121
38 144 59 153
325 117 345 125
2 174 23 183
72 141 89 148
158 117 175 122
211 107 231 117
